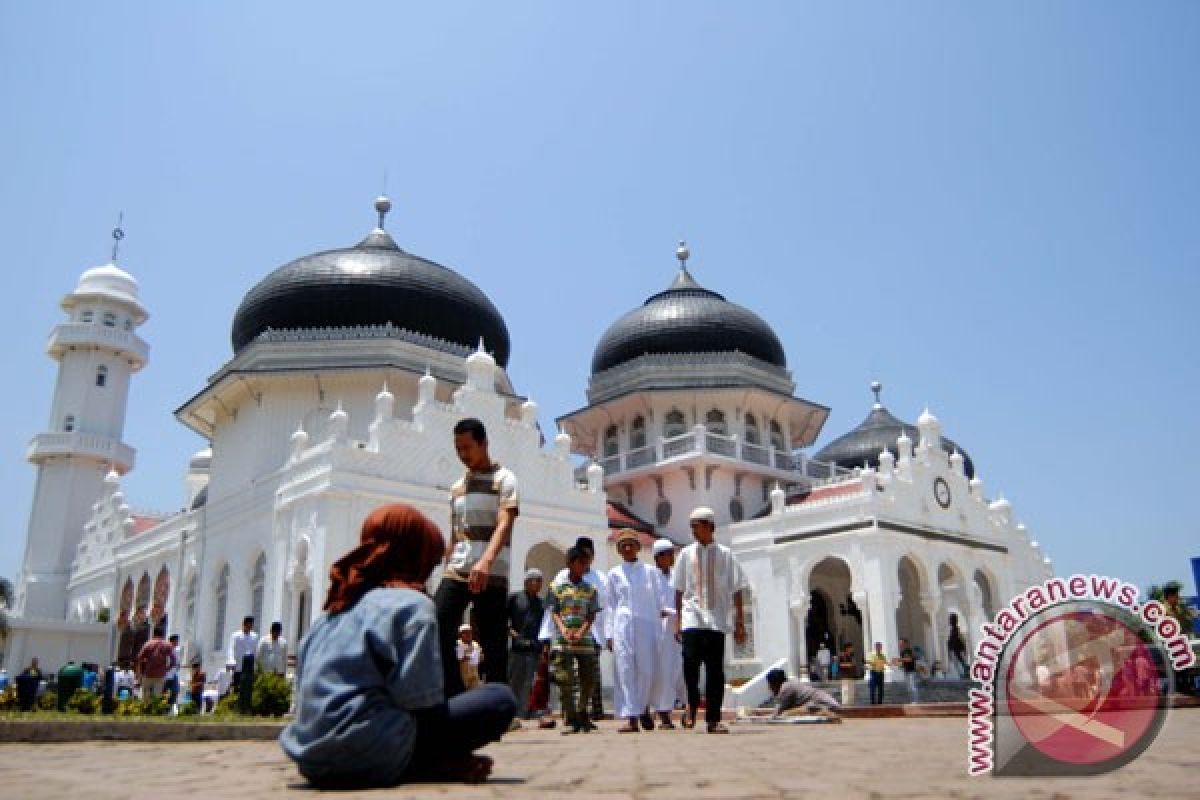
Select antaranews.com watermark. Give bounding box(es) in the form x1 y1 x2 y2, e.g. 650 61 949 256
967 574 1195 776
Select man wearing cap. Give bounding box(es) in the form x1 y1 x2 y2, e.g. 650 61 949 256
607 529 665 732
672 506 750 733
457 623 483 690
507 567 545 721
648 538 682 728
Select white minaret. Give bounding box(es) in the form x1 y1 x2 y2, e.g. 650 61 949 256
14 223 148 619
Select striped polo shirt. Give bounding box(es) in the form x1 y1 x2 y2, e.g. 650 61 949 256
445 462 519 588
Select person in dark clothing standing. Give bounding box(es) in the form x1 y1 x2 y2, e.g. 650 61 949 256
947 613 970 679
506 568 544 720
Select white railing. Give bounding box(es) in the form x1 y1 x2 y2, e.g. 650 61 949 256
626 445 657 469
27 431 136 469
598 454 621 476
48 323 149 363
742 441 770 465
705 431 737 457
662 431 698 460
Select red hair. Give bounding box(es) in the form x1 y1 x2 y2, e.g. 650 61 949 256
323 503 446 615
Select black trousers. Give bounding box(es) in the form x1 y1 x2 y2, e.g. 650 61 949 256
434 578 509 698
682 629 726 725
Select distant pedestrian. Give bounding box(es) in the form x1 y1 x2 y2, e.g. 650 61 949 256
136 626 178 699
867 642 888 705
257 622 288 676
897 638 918 703
947 614 969 679
164 635 182 705
228 616 259 691
506 568 544 721
838 643 857 705
15 658 42 711
457 624 483 690
816 641 832 681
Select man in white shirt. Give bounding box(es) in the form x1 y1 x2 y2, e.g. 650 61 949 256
256 621 288 676
671 506 750 734
228 615 259 706
648 538 682 728
816 641 832 681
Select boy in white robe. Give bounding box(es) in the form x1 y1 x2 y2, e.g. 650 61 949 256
606 529 663 733
648 538 681 728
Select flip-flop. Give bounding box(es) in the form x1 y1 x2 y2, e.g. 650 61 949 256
706 722 730 734
681 711 696 729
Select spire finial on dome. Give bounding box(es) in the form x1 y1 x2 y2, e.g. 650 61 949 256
675 240 690 272
374 194 392 230
870 380 882 408
110 211 125 264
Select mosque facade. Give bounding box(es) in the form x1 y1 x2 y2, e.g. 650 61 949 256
4 202 1052 688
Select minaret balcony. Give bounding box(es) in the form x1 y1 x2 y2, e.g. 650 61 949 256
27 431 135 472
47 323 148 367
597 427 857 487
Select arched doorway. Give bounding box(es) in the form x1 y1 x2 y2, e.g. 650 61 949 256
806 557 859 673
895 556 929 659
974 569 997 621
524 542 566 584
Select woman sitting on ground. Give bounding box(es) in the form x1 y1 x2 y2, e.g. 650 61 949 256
280 503 516 787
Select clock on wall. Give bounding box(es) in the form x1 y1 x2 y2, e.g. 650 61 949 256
933 476 951 509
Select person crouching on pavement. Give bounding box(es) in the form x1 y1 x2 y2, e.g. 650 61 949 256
763 668 842 721
281 503 516 788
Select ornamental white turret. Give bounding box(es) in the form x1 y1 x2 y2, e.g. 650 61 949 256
465 338 497 391
15 227 148 619
916 407 941 458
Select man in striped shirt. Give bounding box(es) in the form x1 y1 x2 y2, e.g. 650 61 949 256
435 418 520 697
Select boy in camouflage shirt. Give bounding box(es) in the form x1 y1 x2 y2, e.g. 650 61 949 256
547 545 601 734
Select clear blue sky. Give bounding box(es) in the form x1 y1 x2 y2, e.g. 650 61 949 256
2 3 1197 596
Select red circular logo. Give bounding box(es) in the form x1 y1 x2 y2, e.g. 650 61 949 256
1004 609 1164 767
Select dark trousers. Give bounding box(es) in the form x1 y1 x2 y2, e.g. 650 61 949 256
507 649 539 718
682 629 726 725
411 683 517 765
868 670 885 704
551 650 597 727
434 578 509 697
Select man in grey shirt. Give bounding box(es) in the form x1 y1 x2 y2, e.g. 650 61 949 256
765 668 841 719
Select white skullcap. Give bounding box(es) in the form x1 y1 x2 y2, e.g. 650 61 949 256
524 568 544 581
688 506 716 524
652 538 675 556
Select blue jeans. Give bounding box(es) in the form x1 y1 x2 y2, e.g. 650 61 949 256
410 683 517 766
868 670 885 704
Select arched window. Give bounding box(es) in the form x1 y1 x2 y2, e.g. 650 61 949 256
96 366 108 387
123 318 132 331
251 553 267 629
213 565 229 651
102 311 117 328
80 310 94 323
664 410 687 438
744 413 761 445
630 415 647 449
769 420 785 452
603 425 619 458
63 415 75 432
705 409 727 435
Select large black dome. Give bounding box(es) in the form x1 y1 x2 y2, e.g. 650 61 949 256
231 218 510 366
591 267 786 375
814 401 975 479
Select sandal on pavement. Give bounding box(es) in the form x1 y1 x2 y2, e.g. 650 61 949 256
706 722 730 734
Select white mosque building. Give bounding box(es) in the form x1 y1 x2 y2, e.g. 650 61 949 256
4 200 1052 690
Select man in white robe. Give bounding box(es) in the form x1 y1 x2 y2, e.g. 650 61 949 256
607 529 663 732
648 537 682 728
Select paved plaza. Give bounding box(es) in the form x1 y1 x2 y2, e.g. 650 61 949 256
1 709 1196 799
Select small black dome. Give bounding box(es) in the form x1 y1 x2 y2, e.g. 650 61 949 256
814 403 975 479
591 268 786 375
231 225 510 366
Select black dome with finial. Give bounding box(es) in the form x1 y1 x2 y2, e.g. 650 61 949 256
230 197 511 365
591 242 786 375
814 383 976 478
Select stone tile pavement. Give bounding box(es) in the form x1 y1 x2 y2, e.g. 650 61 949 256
1 710 1196 799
